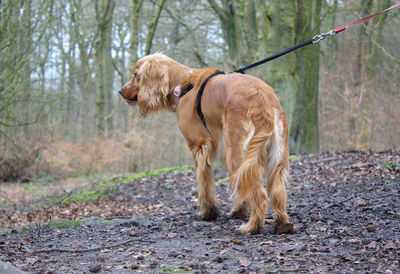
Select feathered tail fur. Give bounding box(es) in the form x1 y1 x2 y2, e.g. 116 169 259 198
230 102 290 233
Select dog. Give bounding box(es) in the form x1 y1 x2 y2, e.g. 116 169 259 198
120 54 294 234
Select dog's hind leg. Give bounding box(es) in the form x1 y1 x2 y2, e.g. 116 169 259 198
266 112 295 234
192 139 219 221
227 107 275 234
223 117 251 219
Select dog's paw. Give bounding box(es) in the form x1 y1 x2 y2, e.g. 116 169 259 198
273 223 296 234
199 206 219 221
226 208 249 220
238 223 263 235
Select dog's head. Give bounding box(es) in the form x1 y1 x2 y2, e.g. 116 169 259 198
120 54 172 117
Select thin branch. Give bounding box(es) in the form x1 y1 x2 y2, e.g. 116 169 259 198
33 238 156 253
145 0 166 55
372 36 400 64
135 0 144 12
207 0 227 22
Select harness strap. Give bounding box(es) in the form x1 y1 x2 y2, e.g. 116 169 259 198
179 84 194 98
196 71 225 128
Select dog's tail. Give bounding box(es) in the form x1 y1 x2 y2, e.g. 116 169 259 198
265 110 290 224
230 103 274 203
230 103 289 222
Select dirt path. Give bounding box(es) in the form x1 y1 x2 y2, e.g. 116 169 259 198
1 151 399 273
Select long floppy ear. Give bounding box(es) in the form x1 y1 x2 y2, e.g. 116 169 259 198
138 59 170 115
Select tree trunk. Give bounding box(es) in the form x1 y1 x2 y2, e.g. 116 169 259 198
94 0 115 135
22 0 32 135
207 0 241 66
289 0 322 153
129 0 143 67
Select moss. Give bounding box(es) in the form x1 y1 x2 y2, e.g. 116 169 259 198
50 219 83 229
36 165 194 207
61 188 114 203
21 219 83 231
289 155 299 160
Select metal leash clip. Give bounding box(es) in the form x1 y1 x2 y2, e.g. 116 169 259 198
312 29 336 44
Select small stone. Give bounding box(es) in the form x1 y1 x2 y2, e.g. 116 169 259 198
182 247 192 253
136 255 145 261
168 250 179 257
212 255 225 263
367 241 377 249
88 263 102 273
188 260 199 269
149 261 158 268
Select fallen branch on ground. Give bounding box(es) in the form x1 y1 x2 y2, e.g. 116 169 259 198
33 238 156 253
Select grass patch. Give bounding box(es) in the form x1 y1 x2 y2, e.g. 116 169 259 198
216 177 229 184
50 219 83 229
37 165 194 207
22 183 45 196
22 219 83 231
289 155 299 160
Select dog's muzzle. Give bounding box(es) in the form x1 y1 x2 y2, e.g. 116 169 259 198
126 95 138 106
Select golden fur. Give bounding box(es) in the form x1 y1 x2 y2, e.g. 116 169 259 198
120 54 294 234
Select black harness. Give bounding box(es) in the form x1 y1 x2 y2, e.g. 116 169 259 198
180 70 225 128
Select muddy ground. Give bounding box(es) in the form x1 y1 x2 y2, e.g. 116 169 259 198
1 151 399 273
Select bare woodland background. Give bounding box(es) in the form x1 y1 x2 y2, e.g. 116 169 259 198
0 0 399 182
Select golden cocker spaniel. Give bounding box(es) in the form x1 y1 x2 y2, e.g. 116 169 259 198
120 54 294 234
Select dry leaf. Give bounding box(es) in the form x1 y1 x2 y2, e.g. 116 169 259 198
238 257 251 267
383 240 396 250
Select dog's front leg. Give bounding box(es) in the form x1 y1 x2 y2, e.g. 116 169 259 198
192 142 219 221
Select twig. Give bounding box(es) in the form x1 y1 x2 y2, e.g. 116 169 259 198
360 193 400 201
325 194 355 209
310 156 341 164
325 193 400 209
33 238 156 253
277 267 309 272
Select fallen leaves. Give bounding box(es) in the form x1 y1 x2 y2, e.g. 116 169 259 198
1 151 399 273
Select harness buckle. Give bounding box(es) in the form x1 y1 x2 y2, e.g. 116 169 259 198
236 66 246 74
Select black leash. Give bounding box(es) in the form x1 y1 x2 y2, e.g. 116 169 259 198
234 37 318 74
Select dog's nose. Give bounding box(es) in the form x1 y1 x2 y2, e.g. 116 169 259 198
119 89 122 95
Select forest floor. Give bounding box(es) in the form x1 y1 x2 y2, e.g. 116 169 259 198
0 151 399 273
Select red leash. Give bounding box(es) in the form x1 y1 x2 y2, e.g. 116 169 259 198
313 2 400 43
235 3 400 73
334 2 400 34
